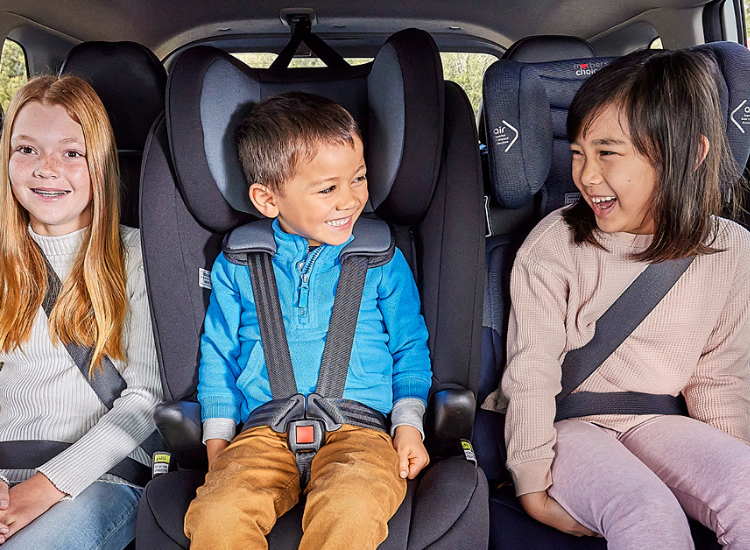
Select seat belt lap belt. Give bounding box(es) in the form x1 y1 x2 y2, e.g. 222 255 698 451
0 249 167 488
555 256 695 422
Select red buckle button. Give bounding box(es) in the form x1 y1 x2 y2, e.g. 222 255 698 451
296 425 315 444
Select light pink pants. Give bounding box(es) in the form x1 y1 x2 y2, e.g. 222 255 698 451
549 416 750 549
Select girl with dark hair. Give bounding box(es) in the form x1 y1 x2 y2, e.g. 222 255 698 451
485 49 750 547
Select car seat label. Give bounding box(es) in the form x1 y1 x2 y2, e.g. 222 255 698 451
492 120 519 153
152 452 171 477
565 192 581 205
199 268 212 290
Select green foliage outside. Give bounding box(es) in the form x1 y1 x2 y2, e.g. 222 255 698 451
440 52 497 118
0 40 27 113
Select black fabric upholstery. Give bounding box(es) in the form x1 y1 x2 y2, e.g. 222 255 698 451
140 116 219 401
137 27 487 549
60 41 166 228
692 42 750 173
503 35 596 63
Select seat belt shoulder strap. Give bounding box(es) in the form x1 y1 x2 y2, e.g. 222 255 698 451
558 255 695 404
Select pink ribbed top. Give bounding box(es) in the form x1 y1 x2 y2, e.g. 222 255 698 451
482 209 750 496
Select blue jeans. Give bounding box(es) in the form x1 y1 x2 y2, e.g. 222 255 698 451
3 481 141 550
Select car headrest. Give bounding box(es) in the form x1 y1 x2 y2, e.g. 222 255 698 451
483 55 615 211
60 41 167 152
503 35 596 63
484 42 750 215
692 42 750 172
165 28 444 234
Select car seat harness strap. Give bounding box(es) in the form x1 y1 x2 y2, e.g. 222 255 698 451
555 256 695 422
225 218 394 487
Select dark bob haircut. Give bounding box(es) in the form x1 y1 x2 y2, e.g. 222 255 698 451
563 48 743 262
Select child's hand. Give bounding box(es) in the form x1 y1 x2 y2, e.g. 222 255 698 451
0 473 66 544
206 439 230 469
392 425 430 479
518 490 601 538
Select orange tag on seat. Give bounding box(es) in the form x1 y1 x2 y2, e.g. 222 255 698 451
296 425 315 444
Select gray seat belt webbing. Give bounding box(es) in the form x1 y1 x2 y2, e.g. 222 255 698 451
0 440 153 487
248 252 298 399
557 256 695 408
41 255 126 408
17 250 167 485
248 252 369 400
316 255 368 398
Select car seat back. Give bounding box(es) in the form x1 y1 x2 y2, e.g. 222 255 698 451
60 41 167 227
137 27 487 550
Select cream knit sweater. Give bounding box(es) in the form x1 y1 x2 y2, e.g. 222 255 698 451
0 226 162 497
483 209 750 496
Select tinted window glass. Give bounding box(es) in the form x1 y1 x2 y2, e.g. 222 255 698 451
441 52 497 118
232 51 498 120
0 39 27 112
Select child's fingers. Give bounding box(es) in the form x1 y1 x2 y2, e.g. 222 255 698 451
397 447 410 479
0 482 7 509
406 452 429 479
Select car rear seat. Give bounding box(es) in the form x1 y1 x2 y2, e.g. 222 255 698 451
59 41 167 228
474 36 750 550
134 28 488 549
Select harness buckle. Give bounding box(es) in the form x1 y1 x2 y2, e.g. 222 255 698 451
286 418 325 454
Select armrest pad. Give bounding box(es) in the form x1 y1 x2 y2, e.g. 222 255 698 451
154 400 207 470
425 388 476 456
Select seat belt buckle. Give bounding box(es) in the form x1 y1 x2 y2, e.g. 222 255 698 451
287 419 325 454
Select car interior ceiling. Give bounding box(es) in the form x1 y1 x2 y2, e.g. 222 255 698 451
0 0 723 68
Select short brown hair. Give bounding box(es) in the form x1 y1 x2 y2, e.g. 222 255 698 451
563 48 743 262
235 91 361 194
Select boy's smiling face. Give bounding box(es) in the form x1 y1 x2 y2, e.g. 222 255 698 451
250 136 368 246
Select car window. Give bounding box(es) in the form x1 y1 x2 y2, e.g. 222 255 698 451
440 52 497 118
746 3 750 41
233 51 497 120
233 53 371 68
0 39 27 112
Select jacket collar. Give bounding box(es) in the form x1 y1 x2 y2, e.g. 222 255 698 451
271 218 354 265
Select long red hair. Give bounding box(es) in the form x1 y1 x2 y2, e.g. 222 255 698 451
0 75 127 374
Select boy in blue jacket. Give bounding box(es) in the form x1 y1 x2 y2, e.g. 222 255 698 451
184 92 433 550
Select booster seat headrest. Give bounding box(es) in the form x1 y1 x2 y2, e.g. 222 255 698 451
483 55 615 210
484 42 750 213
503 35 595 63
165 28 444 234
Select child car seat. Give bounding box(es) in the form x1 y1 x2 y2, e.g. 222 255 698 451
135 28 488 549
59 41 167 227
475 36 750 550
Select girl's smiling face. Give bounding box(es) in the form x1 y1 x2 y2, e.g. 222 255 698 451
570 103 659 235
9 101 93 236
